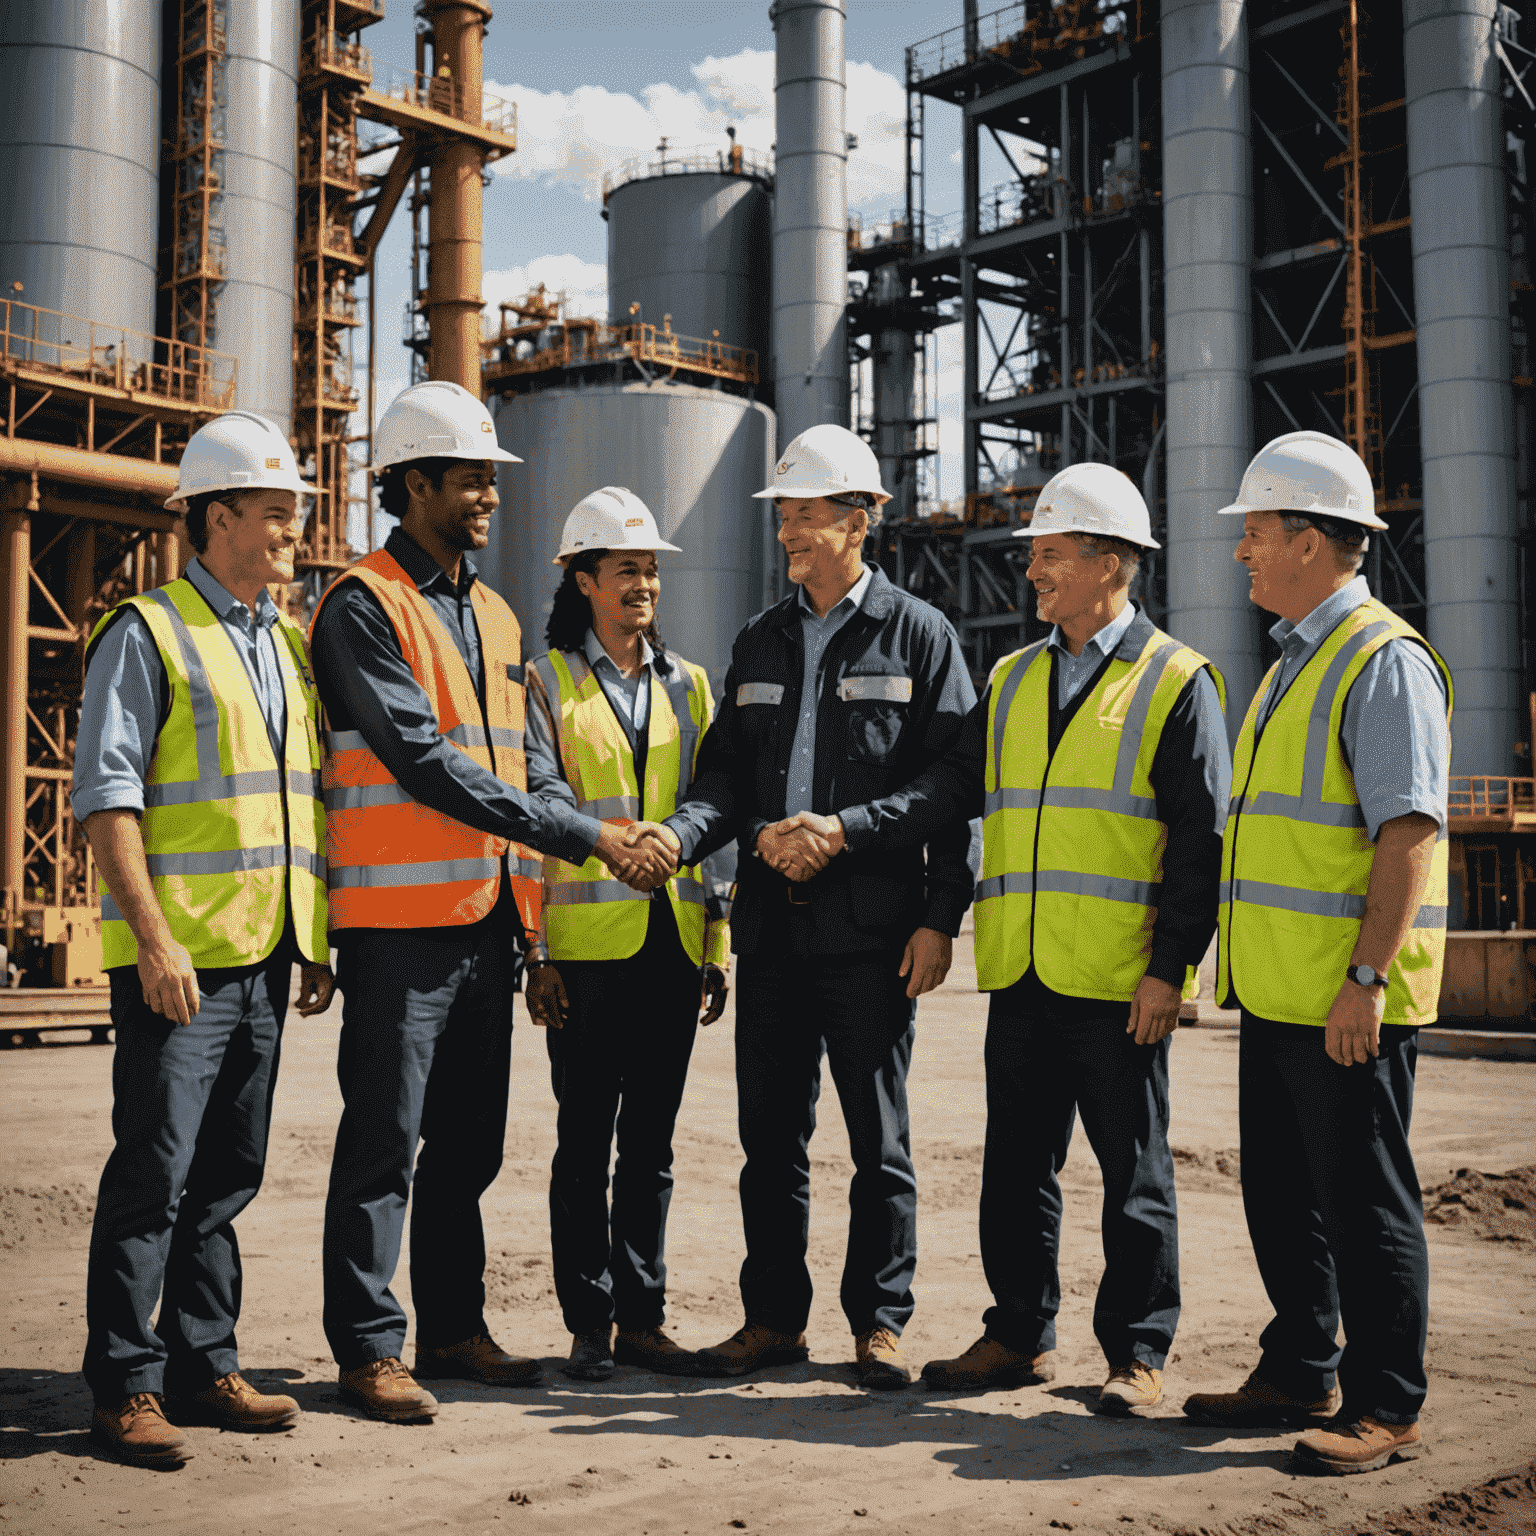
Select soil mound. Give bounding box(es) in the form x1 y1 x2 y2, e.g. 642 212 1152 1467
1424 1165 1536 1243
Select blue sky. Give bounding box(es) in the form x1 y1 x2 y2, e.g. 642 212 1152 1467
353 0 968 518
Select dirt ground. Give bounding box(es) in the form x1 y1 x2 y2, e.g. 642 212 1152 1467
2 931 1533 1536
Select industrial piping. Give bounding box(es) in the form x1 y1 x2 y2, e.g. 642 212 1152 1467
1404 0 1520 774
1160 0 1261 737
771 0 850 449
423 1 491 394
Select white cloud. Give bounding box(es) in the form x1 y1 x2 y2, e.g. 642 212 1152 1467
482 254 609 330
487 49 906 213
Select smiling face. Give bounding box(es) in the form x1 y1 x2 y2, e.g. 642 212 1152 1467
776 496 867 590
206 488 303 590
1025 532 1119 630
407 459 499 553
575 548 661 638
1234 509 1310 617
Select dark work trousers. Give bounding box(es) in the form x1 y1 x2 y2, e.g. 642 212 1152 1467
978 985 1180 1370
322 899 521 1367
1239 1013 1429 1424
83 946 293 1403
735 946 918 1338
545 897 701 1336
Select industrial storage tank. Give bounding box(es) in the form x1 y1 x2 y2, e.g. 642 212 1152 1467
486 382 776 695
0 2 161 343
606 165 773 383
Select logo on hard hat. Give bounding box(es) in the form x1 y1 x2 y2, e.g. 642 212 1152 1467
480 421 492 433
624 517 644 527
265 458 281 468
776 461 792 475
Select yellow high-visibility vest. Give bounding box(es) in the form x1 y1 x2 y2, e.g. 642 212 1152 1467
974 622 1224 998
526 647 727 967
1218 597 1453 1025
88 579 328 969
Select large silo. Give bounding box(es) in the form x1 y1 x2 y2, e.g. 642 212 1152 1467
486 383 776 695
607 168 773 377
0 2 161 342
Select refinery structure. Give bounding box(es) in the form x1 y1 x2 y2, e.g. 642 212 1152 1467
1 0 1534 1025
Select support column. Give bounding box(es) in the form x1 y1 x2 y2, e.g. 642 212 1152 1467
1404 0 1519 773
1161 0 1260 736
2 500 30 948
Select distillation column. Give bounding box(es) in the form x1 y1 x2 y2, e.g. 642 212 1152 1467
1161 0 1261 731
1404 0 1519 773
423 1 490 392
772 0 849 448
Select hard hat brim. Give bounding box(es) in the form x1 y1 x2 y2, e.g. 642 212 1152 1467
368 443 523 473
749 486 893 504
164 472 315 513
1217 498 1389 531
1012 523 1162 550
552 537 684 566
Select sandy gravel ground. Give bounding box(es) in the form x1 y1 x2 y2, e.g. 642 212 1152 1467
2 933 1533 1536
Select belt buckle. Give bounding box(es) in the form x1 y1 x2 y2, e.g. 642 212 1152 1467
786 880 811 907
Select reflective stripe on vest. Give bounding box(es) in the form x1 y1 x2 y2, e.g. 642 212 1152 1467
91 579 328 968
973 624 1224 999
310 549 543 932
1217 597 1453 1025
528 646 725 966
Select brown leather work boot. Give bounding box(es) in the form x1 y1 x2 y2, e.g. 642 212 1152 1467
562 1328 615 1382
693 1322 809 1378
614 1327 698 1377
169 1372 299 1431
337 1357 439 1422
854 1328 912 1391
1183 1369 1343 1428
415 1332 541 1387
1098 1362 1163 1415
1293 1415 1423 1474
90 1393 192 1468
921 1335 1056 1391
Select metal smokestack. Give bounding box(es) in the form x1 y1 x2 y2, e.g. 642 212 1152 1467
1404 0 1520 772
771 0 849 448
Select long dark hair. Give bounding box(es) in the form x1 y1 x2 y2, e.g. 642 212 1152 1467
545 549 665 654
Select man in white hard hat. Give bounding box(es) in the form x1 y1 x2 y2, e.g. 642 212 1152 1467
308 382 673 1423
73 412 336 1465
778 462 1231 1414
520 488 731 1383
1183 431 1452 1475
634 423 977 1390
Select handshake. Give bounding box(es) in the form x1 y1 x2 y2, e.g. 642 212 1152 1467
593 820 686 893
756 810 846 882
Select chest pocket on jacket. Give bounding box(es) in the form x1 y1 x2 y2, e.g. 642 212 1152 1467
840 674 912 765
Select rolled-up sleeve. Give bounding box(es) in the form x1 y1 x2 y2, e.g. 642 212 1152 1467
1341 640 1451 840
311 582 601 866
72 610 167 824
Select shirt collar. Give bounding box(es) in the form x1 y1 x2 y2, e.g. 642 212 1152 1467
797 563 874 622
584 626 655 677
1047 598 1137 661
184 557 278 629
1267 575 1371 653
385 525 478 595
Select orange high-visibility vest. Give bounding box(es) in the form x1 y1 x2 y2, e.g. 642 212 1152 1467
309 548 542 933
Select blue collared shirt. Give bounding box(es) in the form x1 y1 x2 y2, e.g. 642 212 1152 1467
1047 599 1138 707
785 565 875 816
73 558 287 824
1258 576 1450 840
583 627 654 747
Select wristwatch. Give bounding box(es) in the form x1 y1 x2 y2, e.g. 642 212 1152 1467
1346 963 1388 989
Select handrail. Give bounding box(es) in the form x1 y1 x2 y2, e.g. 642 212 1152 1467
603 144 774 201
367 59 516 136
485 315 758 388
906 0 1142 88
1 297 237 412
1447 776 1536 819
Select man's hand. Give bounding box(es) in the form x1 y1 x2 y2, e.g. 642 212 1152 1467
295 962 335 1017
757 812 845 882
1325 975 1385 1065
700 962 729 1026
594 821 675 891
138 932 200 1026
899 927 952 999
526 962 569 1030
624 821 682 893
1126 973 1181 1046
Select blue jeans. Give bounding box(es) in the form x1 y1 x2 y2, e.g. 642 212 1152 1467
83 951 292 1403
1239 1013 1429 1424
735 948 918 1338
978 987 1180 1370
322 910 519 1367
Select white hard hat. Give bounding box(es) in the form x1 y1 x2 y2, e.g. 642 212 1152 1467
1016 461 1161 550
752 423 891 505
553 486 683 566
370 380 522 472
1218 430 1387 530
164 411 312 512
